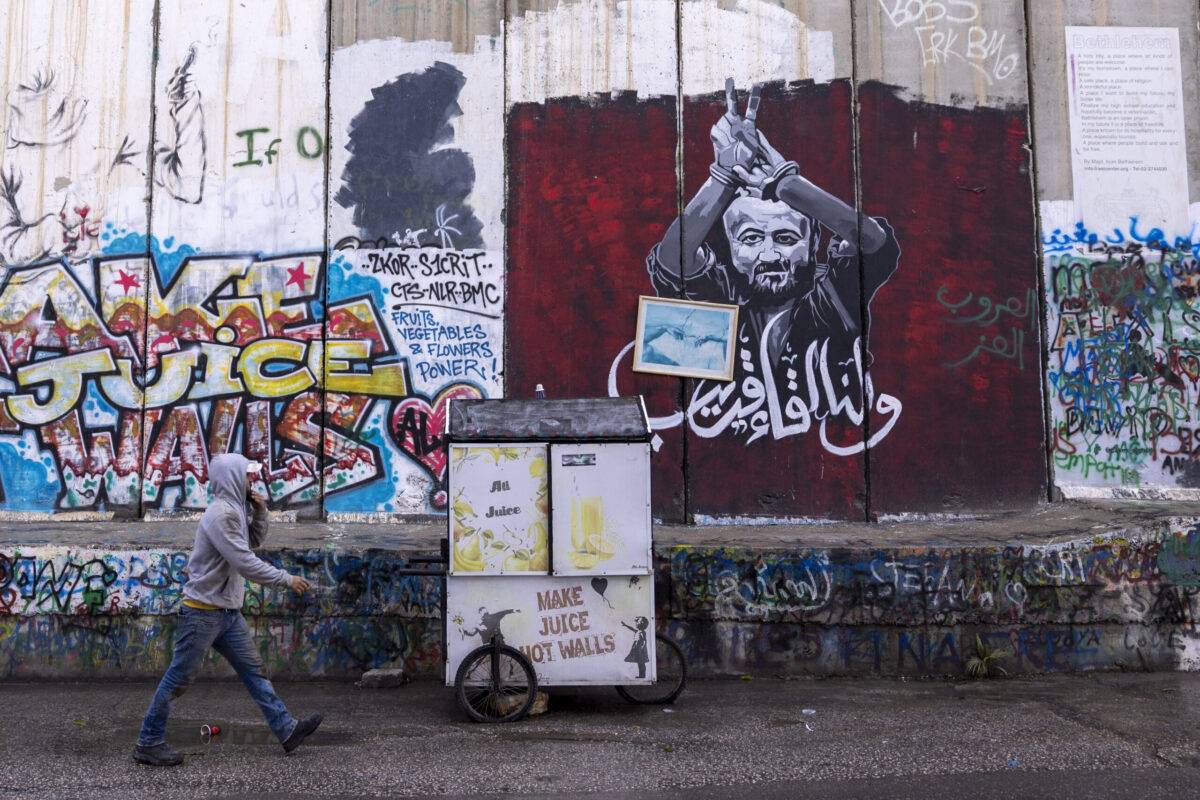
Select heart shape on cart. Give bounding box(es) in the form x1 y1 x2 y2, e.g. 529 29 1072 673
591 577 608 597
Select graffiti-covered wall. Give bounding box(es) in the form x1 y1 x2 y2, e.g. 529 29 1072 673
0 1 503 519
0 544 443 677
1032 1 1200 498
7 519 1200 678
0 0 1195 522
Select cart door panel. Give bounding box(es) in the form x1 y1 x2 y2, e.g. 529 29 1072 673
551 443 652 576
448 443 550 575
445 575 655 686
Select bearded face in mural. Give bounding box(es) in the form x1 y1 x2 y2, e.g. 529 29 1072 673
646 81 902 451
722 196 815 300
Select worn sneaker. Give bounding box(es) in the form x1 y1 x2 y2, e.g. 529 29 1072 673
132 742 184 766
282 713 323 753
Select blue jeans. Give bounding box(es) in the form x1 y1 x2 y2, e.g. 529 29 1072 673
138 606 297 746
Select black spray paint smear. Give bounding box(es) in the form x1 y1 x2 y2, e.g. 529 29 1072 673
335 61 484 249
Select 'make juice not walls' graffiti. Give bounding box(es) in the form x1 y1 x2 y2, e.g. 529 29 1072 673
0 245 499 514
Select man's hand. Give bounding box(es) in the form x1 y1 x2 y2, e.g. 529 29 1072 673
288 574 311 593
732 130 798 199
755 129 788 173
732 160 772 197
756 133 805 204
711 79 764 181
246 483 269 512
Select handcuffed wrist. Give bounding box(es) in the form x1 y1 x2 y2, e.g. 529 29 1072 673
761 161 799 201
709 163 737 187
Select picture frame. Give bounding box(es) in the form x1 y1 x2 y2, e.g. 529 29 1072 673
632 295 739 381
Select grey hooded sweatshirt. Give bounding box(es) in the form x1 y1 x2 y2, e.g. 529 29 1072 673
181 453 290 609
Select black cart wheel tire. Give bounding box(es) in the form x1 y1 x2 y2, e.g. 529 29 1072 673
616 633 687 705
454 642 539 723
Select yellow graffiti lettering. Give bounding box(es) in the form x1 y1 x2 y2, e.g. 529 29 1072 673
146 257 254 329
0 265 108 334
100 350 199 409
238 338 314 398
97 358 143 409
320 340 408 397
188 342 245 400
147 350 202 408
7 349 117 425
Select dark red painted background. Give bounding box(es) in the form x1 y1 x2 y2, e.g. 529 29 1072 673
506 94 686 521
506 82 1047 521
858 81 1046 513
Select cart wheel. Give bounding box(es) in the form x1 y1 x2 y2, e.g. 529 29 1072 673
616 633 687 705
455 642 539 723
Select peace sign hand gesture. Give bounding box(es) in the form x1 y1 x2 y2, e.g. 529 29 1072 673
709 79 800 199
710 79 764 182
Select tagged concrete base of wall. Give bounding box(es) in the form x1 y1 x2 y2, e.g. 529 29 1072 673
4 504 1200 680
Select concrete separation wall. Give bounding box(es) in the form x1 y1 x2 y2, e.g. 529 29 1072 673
1032 0 1200 498
3 0 1199 522
0 0 1132 525
666 529 1200 677
6 505 1200 679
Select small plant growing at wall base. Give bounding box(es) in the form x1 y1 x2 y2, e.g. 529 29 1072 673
965 636 1008 679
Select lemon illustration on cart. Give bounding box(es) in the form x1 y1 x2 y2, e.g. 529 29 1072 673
449 445 550 574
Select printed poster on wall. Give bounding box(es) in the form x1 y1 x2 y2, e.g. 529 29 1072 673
551 443 652 576
445 575 655 686
1066 26 1190 236
449 444 548 575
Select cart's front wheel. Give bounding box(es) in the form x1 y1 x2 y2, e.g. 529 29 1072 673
616 633 687 705
455 642 539 723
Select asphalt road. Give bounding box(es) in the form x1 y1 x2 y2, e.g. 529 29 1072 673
3 673 1200 799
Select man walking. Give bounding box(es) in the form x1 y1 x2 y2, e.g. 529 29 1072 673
132 453 322 766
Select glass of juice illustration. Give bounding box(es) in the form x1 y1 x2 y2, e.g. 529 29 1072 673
580 496 604 547
570 497 586 551
569 496 613 568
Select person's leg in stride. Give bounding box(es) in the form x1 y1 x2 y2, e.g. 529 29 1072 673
133 607 223 766
214 610 322 752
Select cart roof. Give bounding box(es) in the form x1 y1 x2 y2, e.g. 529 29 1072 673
447 397 650 441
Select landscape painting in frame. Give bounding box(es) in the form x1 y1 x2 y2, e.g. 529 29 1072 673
632 296 738 381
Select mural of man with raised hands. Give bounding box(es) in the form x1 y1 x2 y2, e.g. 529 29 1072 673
647 80 902 450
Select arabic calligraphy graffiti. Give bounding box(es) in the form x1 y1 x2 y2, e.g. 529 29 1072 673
1042 218 1200 258
936 286 1038 371
612 330 902 455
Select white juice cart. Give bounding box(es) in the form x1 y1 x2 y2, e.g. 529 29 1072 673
442 396 686 722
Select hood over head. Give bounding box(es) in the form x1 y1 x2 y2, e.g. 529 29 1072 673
209 453 249 505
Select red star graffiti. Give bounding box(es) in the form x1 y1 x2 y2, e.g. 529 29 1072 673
286 261 310 290
115 269 141 295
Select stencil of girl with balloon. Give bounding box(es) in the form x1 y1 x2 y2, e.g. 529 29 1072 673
622 616 651 678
